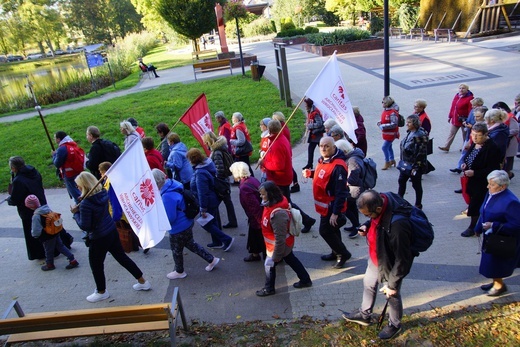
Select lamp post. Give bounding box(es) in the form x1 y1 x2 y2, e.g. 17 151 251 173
235 17 245 76
224 0 248 77
383 0 390 96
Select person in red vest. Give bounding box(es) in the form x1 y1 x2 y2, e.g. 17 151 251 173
214 111 232 151
230 112 254 176
52 131 84 204
142 137 165 173
303 136 351 269
255 181 312 297
378 96 400 170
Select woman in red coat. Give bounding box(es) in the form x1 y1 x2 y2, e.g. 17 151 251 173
378 96 400 170
439 83 474 152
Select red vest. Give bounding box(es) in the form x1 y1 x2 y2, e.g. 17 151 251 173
380 109 400 141
261 197 294 257
312 158 348 216
231 122 251 142
259 136 269 156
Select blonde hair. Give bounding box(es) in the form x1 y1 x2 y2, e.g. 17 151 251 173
471 97 484 106
484 109 508 124
272 112 286 122
202 132 218 146
119 121 135 134
414 99 427 108
229 162 251 180
75 172 103 197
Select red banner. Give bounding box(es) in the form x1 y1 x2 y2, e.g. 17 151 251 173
180 93 214 156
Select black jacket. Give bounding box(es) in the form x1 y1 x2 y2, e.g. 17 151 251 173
8 165 47 219
362 192 415 290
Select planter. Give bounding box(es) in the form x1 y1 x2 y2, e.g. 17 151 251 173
301 38 383 56
272 36 308 45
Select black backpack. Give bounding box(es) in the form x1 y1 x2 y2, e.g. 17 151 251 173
361 157 377 190
181 189 200 219
393 207 434 255
100 139 122 164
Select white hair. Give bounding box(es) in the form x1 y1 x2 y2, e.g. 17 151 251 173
335 139 354 154
152 168 167 189
229 162 251 180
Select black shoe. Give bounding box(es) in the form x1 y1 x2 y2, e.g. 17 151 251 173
302 164 313 170
293 281 312 289
450 168 462 173
333 252 351 269
342 311 371 326
243 254 261 262
290 184 300 193
343 225 358 232
256 288 275 297
321 253 336 261
348 230 359 239
487 285 507 297
143 248 150 254
378 324 402 339
454 189 462 194
415 204 423 210
301 218 316 233
461 228 475 237
480 282 493 291
223 223 238 229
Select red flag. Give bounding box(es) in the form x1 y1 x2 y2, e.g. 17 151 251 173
180 93 214 155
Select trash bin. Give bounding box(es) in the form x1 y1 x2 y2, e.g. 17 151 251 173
257 65 266 80
250 61 259 81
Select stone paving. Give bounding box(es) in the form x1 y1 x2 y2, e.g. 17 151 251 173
1 35 520 326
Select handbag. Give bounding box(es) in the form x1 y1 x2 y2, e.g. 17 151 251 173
397 160 412 175
234 141 253 156
484 232 517 259
460 174 470 204
426 138 433 155
214 177 231 199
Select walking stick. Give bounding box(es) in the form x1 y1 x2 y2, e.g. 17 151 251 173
255 96 306 169
25 76 55 151
376 298 389 331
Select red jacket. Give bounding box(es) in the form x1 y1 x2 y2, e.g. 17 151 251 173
449 91 474 126
262 133 293 186
218 121 232 149
145 149 165 173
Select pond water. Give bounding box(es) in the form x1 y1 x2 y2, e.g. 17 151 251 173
0 55 94 106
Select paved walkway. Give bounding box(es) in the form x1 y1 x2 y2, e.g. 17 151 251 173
1 35 520 328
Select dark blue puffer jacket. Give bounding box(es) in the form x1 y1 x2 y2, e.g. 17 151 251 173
73 189 115 240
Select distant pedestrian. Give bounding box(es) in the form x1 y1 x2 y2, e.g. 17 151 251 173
438 83 474 152
303 98 325 170
52 131 84 203
378 96 400 170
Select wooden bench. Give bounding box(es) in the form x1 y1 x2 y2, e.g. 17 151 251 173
0 287 187 347
389 27 405 38
191 49 218 61
434 28 457 43
193 59 233 81
408 28 429 41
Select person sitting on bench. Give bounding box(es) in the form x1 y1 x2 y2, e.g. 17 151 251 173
138 58 159 78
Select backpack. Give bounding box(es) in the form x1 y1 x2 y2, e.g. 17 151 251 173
100 139 122 164
398 113 405 127
62 142 85 177
181 189 200 219
270 204 303 237
394 207 434 254
361 157 377 190
42 212 64 235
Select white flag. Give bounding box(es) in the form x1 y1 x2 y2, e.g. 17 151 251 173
105 139 170 248
304 52 358 143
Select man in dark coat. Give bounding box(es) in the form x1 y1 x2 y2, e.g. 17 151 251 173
7 156 47 260
343 190 415 340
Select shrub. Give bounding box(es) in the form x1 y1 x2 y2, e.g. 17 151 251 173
370 15 384 35
276 28 305 38
304 26 319 34
397 3 419 33
305 28 371 46
280 17 296 31
244 17 276 37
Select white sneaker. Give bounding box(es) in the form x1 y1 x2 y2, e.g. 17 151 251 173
86 290 110 303
205 257 220 272
166 271 187 280
132 280 152 291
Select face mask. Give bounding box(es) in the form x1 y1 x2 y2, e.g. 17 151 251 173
260 200 269 207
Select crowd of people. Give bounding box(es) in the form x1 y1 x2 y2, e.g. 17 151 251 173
6 88 520 340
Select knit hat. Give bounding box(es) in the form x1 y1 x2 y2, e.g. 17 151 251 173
25 194 41 210
262 118 271 127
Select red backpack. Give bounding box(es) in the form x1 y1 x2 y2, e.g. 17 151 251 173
62 142 85 177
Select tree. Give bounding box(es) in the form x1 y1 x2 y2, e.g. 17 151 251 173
156 0 218 50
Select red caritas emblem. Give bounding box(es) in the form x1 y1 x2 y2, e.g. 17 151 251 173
140 178 155 206
338 86 345 99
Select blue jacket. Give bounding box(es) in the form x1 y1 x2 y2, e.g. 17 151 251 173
161 178 193 235
73 189 114 240
166 142 193 184
488 123 509 160
190 158 219 211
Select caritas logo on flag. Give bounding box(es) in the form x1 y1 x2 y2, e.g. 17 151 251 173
118 175 157 229
180 93 214 155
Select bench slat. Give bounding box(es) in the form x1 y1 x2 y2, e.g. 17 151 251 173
193 59 231 69
6 321 170 344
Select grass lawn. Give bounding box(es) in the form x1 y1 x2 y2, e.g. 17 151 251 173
0 72 305 191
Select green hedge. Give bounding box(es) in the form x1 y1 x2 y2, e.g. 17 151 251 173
305 28 371 46
276 26 319 38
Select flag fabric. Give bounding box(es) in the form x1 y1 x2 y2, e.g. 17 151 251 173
304 52 358 143
105 139 171 248
180 93 214 155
